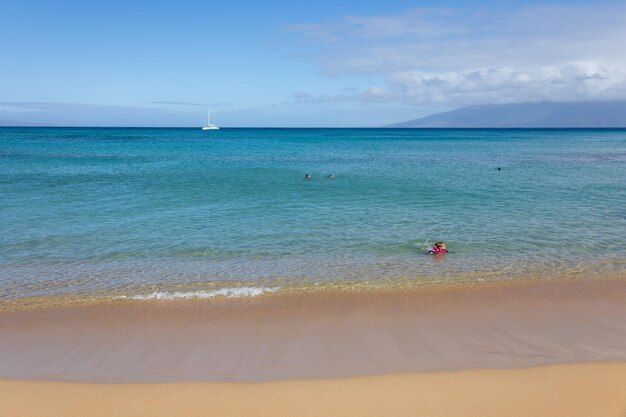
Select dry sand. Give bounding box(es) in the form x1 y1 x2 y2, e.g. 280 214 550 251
1 362 625 417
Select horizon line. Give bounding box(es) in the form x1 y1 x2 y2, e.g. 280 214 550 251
3 125 626 130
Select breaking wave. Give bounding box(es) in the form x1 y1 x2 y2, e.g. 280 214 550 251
127 286 279 301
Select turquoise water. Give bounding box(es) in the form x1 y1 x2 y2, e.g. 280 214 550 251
1 127 625 300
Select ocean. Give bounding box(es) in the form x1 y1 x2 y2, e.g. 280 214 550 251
1 127 625 304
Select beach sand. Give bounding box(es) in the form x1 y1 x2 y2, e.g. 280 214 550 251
1 277 625 382
0 277 625 416
1 363 625 417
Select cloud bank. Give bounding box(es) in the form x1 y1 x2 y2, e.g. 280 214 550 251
289 5 626 106
149 101 233 107
0 102 204 127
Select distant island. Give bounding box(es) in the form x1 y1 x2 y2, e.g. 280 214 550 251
388 101 626 128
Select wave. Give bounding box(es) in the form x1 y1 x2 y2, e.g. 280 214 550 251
126 286 279 301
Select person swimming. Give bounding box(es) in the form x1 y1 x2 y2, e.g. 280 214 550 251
430 241 447 254
304 174 311 180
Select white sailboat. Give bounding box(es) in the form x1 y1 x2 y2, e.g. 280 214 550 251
202 109 219 130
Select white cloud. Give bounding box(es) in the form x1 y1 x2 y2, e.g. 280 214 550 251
288 87 392 104
289 5 626 105
0 102 205 127
386 62 626 105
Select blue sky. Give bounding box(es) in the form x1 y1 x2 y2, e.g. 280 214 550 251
1 0 625 127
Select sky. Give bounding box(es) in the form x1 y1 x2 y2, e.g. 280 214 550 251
1 0 625 127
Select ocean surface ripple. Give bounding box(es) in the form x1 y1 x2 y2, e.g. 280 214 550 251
1 127 625 302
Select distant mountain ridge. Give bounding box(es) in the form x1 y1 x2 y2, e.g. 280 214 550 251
388 101 626 128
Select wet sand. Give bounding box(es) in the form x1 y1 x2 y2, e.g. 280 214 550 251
1 363 625 417
0 277 625 382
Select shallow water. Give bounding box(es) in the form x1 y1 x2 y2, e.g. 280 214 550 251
1 127 625 301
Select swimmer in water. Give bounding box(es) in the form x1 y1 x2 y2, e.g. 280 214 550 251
304 174 311 180
430 241 447 254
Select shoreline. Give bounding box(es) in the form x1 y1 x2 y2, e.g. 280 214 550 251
1 363 625 417
2 269 624 312
1 275 624 382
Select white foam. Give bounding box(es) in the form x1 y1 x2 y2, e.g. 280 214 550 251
128 286 279 301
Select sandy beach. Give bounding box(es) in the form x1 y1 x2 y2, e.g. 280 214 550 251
1 277 625 382
2 363 625 417
1 276 625 416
